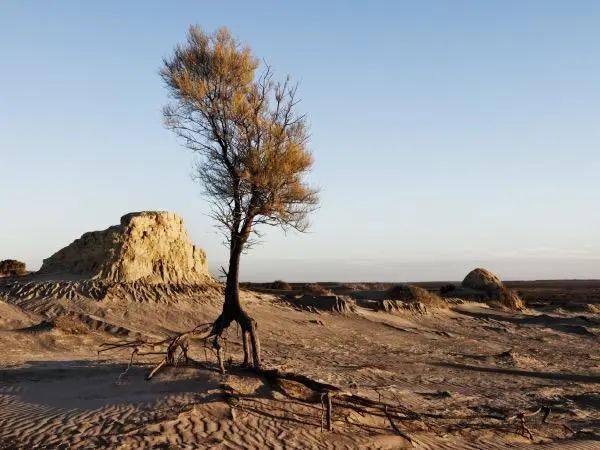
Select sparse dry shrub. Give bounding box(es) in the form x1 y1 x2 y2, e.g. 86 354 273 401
492 285 525 310
386 284 447 308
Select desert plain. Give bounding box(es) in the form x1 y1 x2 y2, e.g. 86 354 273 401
0 212 598 449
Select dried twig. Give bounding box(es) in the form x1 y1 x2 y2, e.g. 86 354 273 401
99 322 214 380
116 347 139 383
506 407 545 440
214 337 226 374
101 331 533 441
325 392 333 431
384 405 414 445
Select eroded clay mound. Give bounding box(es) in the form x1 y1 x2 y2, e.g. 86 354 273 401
291 295 356 314
38 211 210 284
379 299 429 314
462 268 503 291
0 259 27 277
0 279 221 316
461 268 524 310
386 284 447 308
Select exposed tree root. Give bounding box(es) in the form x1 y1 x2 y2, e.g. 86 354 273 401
99 325 555 442
384 405 414 445
506 406 549 440
99 322 214 380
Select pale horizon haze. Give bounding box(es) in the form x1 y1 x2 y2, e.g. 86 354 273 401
1 1 599 281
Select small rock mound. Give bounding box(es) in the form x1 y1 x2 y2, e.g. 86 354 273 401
302 283 333 296
386 284 447 309
462 268 524 310
462 268 503 291
292 295 356 314
270 280 292 290
38 211 211 284
0 259 27 277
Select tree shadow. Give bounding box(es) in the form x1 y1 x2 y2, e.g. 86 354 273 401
432 361 600 383
0 359 347 448
0 359 329 429
566 392 600 410
0 360 223 410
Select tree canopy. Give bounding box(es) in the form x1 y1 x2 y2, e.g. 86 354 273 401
162 26 318 248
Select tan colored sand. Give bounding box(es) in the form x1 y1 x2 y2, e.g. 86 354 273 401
0 282 598 448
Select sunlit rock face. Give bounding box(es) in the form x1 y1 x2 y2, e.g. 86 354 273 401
39 211 210 284
462 268 524 310
462 268 503 291
0 259 27 277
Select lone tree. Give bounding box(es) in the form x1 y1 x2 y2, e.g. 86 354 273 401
162 26 318 369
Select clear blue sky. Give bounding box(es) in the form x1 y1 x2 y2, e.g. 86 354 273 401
1 1 599 281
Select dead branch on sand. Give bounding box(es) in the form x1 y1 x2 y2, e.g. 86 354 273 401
385 405 414 444
506 406 549 440
100 329 555 444
99 322 214 380
99 327 422 441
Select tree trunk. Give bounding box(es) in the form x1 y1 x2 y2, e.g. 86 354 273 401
242 330 250 366
211 236 261 368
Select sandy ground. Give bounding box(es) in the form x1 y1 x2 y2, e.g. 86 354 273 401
0 281 598 449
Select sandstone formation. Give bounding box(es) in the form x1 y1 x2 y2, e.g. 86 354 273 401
462 268 524 310
0 259 27 277
38 211 211 284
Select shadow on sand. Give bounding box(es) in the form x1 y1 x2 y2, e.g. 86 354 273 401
0 359 342 438
457 308 599 338
0 360 323 425
0 360 224 410
433 361 600 383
